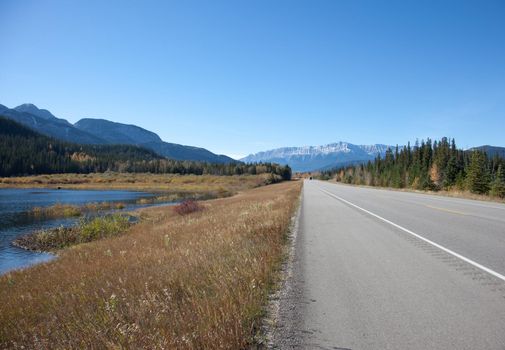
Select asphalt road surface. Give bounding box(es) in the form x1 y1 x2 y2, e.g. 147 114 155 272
273 180 505 350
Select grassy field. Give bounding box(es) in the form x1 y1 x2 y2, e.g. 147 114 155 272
0 180 301 349
0 172 279 196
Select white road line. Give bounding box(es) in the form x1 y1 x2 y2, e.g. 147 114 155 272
319 188 505 283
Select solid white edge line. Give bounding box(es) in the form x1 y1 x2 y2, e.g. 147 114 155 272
320 188 505 283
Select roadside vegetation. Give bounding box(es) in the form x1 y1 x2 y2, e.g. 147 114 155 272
321 137 505 200
0 181 301 349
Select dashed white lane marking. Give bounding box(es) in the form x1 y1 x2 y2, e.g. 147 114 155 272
320 188 505 283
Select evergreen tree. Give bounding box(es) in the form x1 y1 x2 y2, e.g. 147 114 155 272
444 155 458 188
490 165 505 198
465 151 490 194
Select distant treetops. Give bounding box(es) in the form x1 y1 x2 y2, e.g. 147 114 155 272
323 137 505 198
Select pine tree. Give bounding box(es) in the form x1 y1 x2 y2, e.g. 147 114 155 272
490 165 505 198
466 151 490 194
444 155 458 188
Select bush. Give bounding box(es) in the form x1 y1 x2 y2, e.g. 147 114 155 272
173 200 202 215
79 215 130 242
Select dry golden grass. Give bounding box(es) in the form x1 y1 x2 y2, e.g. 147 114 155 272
429 188 505 203
0 173 274 195
0 180 301 349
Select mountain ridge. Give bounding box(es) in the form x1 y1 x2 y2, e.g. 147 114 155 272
241 142 392 172
75 118 162 145
0 116 163 177
0 103 235 164
0 104 106 144
14 103 59 121
469 145 505 159
74 117 234 163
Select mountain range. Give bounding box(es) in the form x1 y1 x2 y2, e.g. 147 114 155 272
241 143 392 172
0 103 234 163
2 103 503 173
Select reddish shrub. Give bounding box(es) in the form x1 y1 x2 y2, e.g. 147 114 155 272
173 200 203 215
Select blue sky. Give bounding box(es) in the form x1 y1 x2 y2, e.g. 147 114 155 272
1 0 504 158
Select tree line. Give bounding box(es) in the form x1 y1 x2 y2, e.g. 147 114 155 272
321 137 505 198
0 117 291 180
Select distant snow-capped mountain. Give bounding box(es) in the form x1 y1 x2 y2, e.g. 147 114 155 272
241 142 391 172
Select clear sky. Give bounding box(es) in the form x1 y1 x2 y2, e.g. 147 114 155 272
1 0 504 159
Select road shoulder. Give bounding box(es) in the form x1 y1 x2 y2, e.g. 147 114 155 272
260 185 305 349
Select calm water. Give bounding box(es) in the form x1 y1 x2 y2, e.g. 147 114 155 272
0 188 154 274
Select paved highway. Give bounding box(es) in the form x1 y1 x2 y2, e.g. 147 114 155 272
273 180 505 349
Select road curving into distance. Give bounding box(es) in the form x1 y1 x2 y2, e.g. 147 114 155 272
273 180 505 350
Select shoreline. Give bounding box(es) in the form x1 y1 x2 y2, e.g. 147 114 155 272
11 237 58 254
10 213 136 255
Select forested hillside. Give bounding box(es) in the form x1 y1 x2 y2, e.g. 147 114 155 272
0 117 291 179
323 137 505 198
0 103 236 163
0 117 162 176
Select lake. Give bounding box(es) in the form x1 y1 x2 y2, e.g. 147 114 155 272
0 188 155 274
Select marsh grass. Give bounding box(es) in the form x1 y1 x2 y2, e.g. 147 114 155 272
29 202 127 219
0 173 273 195
78 215 131 242
13 214 132 251
0 181 301 349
